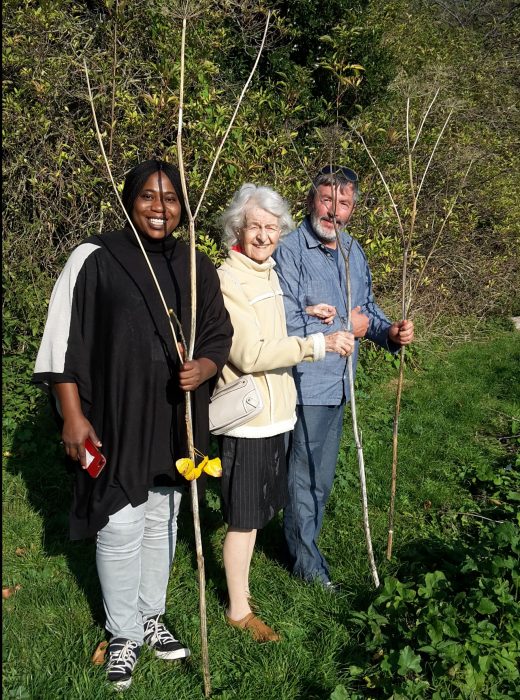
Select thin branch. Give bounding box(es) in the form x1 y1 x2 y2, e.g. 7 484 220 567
406 97 411 153
320 164 379 587
356 93 459 561
415 110 453 202
175 15 211 697
335 227 380 589
193 11 271 221
411 159 473 307
457 512 505 524
353 128 405 239
108 0 118 157
412 88 440 152
176 17 197 359
83 59 183 364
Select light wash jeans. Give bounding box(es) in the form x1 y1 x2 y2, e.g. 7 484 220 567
96 486 183 643
283 403 345 584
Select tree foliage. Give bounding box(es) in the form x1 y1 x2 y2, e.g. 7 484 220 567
2 0 519 360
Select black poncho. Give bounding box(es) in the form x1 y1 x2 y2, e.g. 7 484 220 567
33 228 233 539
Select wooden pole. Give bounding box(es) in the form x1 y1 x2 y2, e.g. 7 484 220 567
85 8 272 692
355 96 469 560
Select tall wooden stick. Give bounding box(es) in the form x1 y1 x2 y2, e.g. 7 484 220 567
331 181 380 589
287 141 380 586
355 93 471 559
85 7 270 690
386 99 416 560
175 14 212 696
108 0 118 157
176 10 270 695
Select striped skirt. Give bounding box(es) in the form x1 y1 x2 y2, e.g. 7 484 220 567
219 433 288 529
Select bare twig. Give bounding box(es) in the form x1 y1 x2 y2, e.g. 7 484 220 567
415 110 453 202
83 59 183 364
176 9 270 695
412 88 440 152
175 14 211 695
457 512 505 524
387 99 419 561
330 173 380 588
411 159 473 304
353 128 405 238
355 92 467 560
193 11 271 220
108 0 118 157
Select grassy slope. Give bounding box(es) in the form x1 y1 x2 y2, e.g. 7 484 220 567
2 326 519 699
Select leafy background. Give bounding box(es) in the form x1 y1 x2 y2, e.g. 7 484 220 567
3 0 519 362
2 1 519 698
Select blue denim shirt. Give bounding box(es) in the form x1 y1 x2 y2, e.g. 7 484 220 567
273 217 395 405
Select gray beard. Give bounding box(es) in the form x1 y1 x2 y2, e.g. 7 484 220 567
310 212 346 242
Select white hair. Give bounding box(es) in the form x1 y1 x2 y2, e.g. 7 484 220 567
220 183 295 249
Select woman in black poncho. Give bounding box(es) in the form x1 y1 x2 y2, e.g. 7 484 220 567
33 160 233 690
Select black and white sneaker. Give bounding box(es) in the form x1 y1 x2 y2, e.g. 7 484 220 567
143 615 191 660
106 638 141 691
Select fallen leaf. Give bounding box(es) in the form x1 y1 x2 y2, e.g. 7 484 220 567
91 640 108 665
2 584 22 599
15 547 27 557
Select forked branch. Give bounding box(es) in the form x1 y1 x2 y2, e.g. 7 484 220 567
355 92 467 560
83 59 184 364
84 7 271 693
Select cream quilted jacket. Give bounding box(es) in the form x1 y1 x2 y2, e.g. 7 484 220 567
215 250 325 438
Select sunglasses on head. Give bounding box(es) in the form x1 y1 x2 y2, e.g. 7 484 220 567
319 165 358 182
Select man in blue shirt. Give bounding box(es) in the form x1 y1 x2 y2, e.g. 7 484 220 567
273 165 414 588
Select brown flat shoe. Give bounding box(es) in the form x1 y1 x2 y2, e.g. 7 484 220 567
226 612 280 642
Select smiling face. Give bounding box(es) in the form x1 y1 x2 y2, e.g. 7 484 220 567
131 171 182 239
238 205 281 263
310 183 356 244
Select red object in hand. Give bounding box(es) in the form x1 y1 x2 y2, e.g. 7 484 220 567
85 438 106 478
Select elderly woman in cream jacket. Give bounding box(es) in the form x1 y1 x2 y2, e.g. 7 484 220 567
216 184 354 642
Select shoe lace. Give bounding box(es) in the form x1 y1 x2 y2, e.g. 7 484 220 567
145 616 176 644
108 640 139 673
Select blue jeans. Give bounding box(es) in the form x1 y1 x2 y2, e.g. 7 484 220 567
283 404 345 584
96 486 183 643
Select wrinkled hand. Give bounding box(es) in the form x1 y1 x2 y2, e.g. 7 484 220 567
306 303 337 325
62 415 101 469
351 306 369 338
325 330 355 357
388 319 414 346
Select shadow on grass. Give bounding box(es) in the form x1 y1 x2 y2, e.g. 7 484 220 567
6 400 249 638
175 476 229 606
6 400 105 627
7 401 235 630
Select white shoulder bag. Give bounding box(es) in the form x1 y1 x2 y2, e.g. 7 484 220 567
209 374 263 435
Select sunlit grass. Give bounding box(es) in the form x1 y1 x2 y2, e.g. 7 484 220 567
3 326 519 699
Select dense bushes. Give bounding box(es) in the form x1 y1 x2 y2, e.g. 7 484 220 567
3 0 519 361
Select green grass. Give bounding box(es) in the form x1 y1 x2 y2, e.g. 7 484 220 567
3 325 519 699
